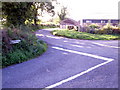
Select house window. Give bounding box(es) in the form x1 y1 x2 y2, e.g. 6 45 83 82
67 26 74 30
86 20 92 23
101 21 106 23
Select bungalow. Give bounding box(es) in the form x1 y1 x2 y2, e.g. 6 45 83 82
60 18 81 31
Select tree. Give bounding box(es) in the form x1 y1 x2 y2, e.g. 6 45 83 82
2 2 55 26
33 2 55 25
2 2 33 26
58 6 67 21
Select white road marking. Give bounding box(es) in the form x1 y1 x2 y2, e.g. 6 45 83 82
46 35 63 39
63 41 68 42
42 28 61 31
74 42 85 44
92 42 120 48
103 42 118 43
62 52 68 55
70 44 84 48
45 60 113 88
43 46 114 88
52 46 114 61
36 34 44 37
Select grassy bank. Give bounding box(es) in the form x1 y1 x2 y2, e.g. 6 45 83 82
2 25 47 68
51 29 120 40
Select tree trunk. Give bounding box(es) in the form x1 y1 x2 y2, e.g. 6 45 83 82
34 9 37 25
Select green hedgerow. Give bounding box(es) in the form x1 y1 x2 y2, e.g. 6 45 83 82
2 25 47 68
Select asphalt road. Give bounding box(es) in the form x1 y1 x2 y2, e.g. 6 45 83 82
2 28 119 88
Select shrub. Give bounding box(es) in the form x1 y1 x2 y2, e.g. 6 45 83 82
101 24 120 34
102 24 112 34
7 50 27 64
83 23 120 35
111 26 120 34
96 29 106 34
89 24 99 29
2 25 47 68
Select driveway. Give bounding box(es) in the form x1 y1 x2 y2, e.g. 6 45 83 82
2 28 118 88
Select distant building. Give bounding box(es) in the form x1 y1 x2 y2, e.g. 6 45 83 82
81 19 120 26
60 18 81 31
60 18 120 31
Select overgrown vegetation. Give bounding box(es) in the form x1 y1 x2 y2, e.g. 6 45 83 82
52 29 120 40
2 25 47 68
83 23 120 34
2 2 55 26
1 2 58 68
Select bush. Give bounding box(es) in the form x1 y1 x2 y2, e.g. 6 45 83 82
96 29 106 34
111 26 120 34
7 50 27 64
89 24 99 29
2 25 47 68
83 23 120 35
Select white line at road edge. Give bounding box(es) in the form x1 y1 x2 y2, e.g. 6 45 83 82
43 46 114 89
45 60 112 89
92 42 120 48
52 46 114 61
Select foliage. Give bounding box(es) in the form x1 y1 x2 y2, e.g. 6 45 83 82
51 30 120 40
28 24 59 32
32 2 55 25
84 23 120 34
2 25 47 68
58 6 67 21
89 24 99 29
2 2 55 26
2 2 33 26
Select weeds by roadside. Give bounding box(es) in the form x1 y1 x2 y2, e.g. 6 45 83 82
2 25 47 68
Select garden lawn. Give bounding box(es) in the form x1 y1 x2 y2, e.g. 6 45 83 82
51 30 120 40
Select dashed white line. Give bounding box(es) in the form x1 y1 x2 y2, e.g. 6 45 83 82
46 35 63 39
70 44 84 48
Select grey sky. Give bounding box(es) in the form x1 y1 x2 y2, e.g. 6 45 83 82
57 0 119 20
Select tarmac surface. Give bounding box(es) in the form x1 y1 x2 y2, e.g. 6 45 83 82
2 28 118 88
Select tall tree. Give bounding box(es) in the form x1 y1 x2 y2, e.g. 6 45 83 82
2 2 33 26
58 6 67 21
33 2 55 25
2 2 55 26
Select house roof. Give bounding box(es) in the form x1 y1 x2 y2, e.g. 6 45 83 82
60 18 80 26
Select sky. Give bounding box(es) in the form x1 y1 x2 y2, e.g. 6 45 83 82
56 0 119 20
38 0 119 21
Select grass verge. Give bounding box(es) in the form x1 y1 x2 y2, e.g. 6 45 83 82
51 29 120 40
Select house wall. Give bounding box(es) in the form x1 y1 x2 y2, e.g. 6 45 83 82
60 25 66 29
60 24 78 30
60 18 81 30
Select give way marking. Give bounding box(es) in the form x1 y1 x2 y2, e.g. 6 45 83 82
43 46 114 89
